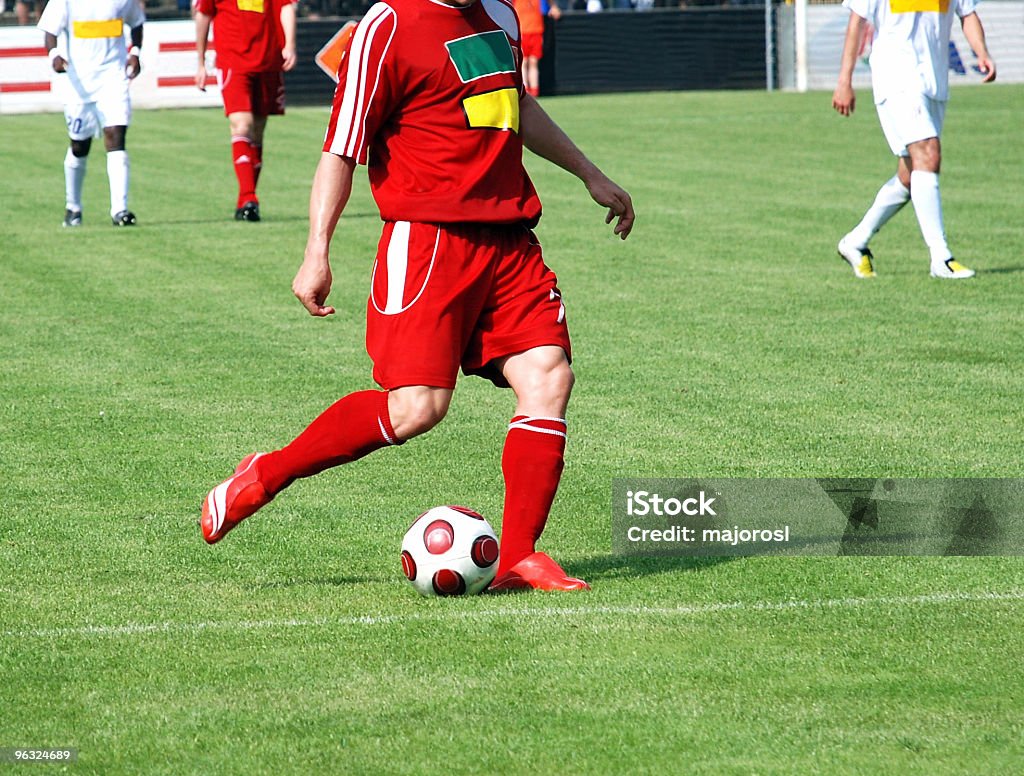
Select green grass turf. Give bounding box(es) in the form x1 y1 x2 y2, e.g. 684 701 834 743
1 86 1022 775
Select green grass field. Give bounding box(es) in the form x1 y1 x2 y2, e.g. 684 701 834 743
1 86 1022 775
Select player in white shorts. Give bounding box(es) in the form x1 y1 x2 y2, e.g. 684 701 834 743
38 0 146 227
832 0 995 279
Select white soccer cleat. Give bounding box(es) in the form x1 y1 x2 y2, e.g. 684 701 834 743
837 238 876 279
930 258 976 279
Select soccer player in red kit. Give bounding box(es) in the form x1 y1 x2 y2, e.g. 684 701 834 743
200 0 635 591
514 0 560 97
194 0 297 222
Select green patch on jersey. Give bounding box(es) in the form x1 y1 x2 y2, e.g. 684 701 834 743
445 31 516 83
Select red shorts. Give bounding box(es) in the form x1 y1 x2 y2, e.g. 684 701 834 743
521 32 544 60
366 221 571 390
217 69 285 116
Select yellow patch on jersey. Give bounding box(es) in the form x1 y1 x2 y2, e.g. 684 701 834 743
237 0 265 13
462 88 520 133
889 0 949 13
72 19 124 39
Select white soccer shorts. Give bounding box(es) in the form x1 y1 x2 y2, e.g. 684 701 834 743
875 92 947 157
63 80 132 140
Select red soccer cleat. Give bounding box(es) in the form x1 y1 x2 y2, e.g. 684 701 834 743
200 452 272 544
489 551 590 592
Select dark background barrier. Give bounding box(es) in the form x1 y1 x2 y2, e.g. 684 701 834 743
541 9 767 95
288 8 767 108
291 20 348 108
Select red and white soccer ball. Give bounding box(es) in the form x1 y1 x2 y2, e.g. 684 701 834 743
401 506 500 597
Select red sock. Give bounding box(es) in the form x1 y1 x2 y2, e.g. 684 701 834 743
232 136 257 209
252 143 263 186
256 390 400 496
496 416 566 575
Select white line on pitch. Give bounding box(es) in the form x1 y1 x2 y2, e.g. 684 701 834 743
3 590 1023 640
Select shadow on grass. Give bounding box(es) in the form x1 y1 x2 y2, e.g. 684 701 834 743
568 554 738 581
979 265 1024 275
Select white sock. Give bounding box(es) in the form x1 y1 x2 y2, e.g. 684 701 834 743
846 175 911 248
910 170 952 264
64 148 87 212
106 149 130 217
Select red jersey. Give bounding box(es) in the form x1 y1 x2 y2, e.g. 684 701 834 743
323 0 542 226
513 0 544 36
195 0 296 73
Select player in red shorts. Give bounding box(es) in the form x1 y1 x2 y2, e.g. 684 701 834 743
200 0 634 591
194 0 297 221
514 0 560 97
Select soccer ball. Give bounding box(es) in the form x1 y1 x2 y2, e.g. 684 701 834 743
401 506 500 597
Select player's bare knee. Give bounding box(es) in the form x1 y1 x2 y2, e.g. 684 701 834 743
920 147 941 172
388 387 451 440
70 138 91 158
545 360 575 405
519 360 574 413
103 126 126 152
393 403 447 439
908 139 941 173
228 114 254 139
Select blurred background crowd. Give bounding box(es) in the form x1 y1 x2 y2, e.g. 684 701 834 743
2 0 761 27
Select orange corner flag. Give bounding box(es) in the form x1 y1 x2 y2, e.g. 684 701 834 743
315 21 358 83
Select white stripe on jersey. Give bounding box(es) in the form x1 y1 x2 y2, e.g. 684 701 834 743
329 3 396 160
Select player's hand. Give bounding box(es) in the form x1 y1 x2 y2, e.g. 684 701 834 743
586 175 634 240
126 55 141 80
832 83 855 116
51 55 67 74
282 46 297 72
293 253 336 317
977 55 997 83
548 4 562 20
195 64 207 91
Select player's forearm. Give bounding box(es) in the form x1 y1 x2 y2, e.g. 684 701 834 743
280 3 297 50
195 13 211 60
43 32 57 52
520 94 602 188
961 13 996 81
961 13 990 60
130 25 143 50
836 13 865 86
306 152 355 257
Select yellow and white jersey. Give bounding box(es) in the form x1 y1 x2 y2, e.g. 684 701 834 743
843 0 978 102
38 0 146 103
